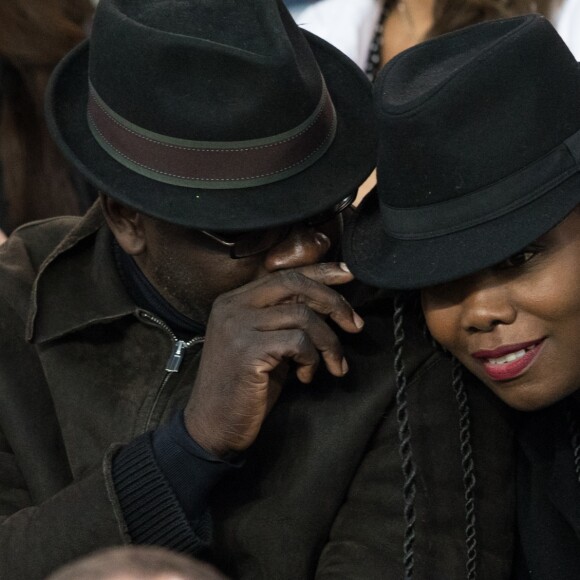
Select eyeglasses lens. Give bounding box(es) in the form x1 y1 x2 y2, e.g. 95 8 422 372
206 192 356 259
231 226 291 259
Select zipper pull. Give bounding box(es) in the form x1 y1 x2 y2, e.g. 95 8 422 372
165 340 187 373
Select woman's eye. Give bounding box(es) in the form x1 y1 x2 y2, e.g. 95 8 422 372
497 248 538 269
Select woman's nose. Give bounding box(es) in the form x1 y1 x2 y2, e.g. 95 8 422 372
262 224 333 272
459 274 517 333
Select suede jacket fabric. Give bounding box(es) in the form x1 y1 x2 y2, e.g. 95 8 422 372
0 204 517 579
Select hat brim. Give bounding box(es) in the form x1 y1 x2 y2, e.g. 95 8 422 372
46 32 375 231
343 169 580 290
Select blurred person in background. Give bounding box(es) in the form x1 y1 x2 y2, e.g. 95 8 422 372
46 546 228 580
0 0 96 240
287 1 567 78
366 0 557 77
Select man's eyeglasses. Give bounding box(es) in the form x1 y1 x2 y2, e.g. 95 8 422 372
200 192 356 259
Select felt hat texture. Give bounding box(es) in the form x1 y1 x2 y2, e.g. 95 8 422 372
47 0 376 230
343 14 580 289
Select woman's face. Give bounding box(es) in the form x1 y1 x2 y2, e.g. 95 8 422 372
421 209 580 411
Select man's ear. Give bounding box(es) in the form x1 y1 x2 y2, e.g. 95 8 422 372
100 194 147 255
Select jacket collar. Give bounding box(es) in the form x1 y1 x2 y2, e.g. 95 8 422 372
27 203 137 343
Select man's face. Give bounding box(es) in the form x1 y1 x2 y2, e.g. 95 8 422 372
132 209 345 324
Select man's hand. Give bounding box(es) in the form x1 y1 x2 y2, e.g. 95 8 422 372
183 263 364 456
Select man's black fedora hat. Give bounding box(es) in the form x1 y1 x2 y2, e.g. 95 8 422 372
343 14 580 289
46 0 375 230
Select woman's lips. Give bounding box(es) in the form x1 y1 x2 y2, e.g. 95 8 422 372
472 339 545 382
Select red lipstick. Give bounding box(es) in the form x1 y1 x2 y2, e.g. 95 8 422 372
472 339 545 382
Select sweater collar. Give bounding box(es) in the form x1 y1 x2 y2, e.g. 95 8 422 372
112 240 205 339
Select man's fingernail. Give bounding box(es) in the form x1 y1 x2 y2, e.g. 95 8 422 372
342 358 349 374
353 312 364 329
339 262 351 273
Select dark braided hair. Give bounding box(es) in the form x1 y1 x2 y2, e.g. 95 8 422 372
566 407 580 485
451 359 478 579
393 294 479 578
393 293 417 579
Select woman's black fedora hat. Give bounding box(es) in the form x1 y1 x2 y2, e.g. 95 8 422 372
343 14 580 289
46 0 375 231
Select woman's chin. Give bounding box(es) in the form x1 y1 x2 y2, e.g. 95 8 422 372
489 381 576 413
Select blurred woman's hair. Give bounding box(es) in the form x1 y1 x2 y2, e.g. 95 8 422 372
428 0 558 38
379 0 556 37
0 0 94 233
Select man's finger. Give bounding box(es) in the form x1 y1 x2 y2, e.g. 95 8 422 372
217 267 364 332
222 262 352 301
252 304 346 376
292 261 354 285
254 329 321 384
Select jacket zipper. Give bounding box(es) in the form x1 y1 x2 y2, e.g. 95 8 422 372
139 311 205 429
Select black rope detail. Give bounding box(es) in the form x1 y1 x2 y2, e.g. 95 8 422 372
565 407 580 485
393 294 417 580
451 358 478 580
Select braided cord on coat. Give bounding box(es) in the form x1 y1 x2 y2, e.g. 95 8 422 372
393 294 417 580
451 359 478 580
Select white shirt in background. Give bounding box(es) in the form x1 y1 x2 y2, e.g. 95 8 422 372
554 0 580 59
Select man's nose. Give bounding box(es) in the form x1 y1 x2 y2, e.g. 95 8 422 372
459 273 517 333
262 224 332 271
